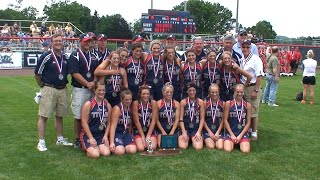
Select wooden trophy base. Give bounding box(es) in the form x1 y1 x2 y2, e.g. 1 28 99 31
140 148 182 156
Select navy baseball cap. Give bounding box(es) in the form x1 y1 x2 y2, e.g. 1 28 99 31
97 34 107 41
239 29 247 36
132 35 144 42
79 33 92 42
88 32 97 40
166 35 176 41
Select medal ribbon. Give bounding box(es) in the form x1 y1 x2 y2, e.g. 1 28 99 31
96 98 105 127
121 102 129 130
152 55 161 79
187 97 195 123
110 66 119 92
78 48 92 72
166 61 174 83
51 49 63 74
234 99 244 124
208 62 216 84
131 57 141 83
210 98 219 124
224 68 231 91
140 102 149 127
164 99 173 126
188 63 196 82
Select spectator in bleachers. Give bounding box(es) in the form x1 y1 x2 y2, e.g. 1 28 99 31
65 23 73 38
56 24 63 36
247 31 253 41
49 23 55 35
40 22 48 36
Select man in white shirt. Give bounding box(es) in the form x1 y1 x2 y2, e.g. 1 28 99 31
240 40 263 140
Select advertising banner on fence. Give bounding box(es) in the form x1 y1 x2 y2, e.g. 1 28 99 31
23 51 42 68
0 52 22 69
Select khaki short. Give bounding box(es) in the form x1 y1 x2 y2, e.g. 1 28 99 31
71 87 93 119
38 86 68 118
244 86 261 118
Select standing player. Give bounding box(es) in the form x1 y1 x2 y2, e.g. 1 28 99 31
34 34 72 151
80 82 112 158
132 85 158 151
109 89 137 155
163 45 182 101
157 83 181 147
144 40 164 101
181 49 203 99
200 50 221 98
224 84 252 153
179 82 205 150
96 34 110 63
203 84 224 150
123 43 145 100
69 33 99 148
95 52 128 107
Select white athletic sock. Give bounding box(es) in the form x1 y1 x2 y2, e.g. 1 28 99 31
39 139 45 144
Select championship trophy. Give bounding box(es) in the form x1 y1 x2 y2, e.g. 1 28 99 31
146 138 153 154
141 135 181 156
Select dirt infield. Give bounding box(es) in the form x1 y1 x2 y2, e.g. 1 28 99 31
0 68 34 76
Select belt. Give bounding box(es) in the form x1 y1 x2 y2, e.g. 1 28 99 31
73 85 88 89
268 73 275 76
44 83 66 89
247 83 256 87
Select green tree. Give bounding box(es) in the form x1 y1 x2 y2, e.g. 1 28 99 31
21 6 38 20
43 1 91 32
247 20 277 39
132 19 141 35
96 14 132 39
173 0 233 34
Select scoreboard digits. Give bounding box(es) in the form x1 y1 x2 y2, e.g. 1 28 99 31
141 9 196 34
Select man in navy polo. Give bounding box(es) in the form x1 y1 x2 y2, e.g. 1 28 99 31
216 35 242 66
34 34 72 152
69 33 99 148
165 35 181 59
181 36 207 63
233 29 259 57
96 34 110 63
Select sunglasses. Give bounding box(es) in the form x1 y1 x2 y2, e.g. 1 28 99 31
240 33 247 36
241 46 251 49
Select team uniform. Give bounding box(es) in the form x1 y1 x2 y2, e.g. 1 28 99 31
225 99 249 143
181 49 207 63
182 98 201 138
104 66 123 107
158 99 178 134
144 54 164 101
69 48 99 119
114 103 135 147
35 50 69 118
95 48 111 64
182 63 203 98
216 50 242 66
80 98 109 150
132 101 156 138
202 62 221 98
163 60 181 101
203 98 224 139
220 65 240 101
124 57 144 100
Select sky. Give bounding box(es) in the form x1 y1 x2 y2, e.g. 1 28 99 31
2 0 319 38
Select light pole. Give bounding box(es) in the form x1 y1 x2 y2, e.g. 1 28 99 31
183 0 187 50
150 0 153 41
236 0 239 32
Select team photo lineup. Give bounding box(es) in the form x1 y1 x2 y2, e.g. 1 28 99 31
34 29 316 158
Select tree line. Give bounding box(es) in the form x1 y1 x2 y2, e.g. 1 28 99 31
1 0 278 39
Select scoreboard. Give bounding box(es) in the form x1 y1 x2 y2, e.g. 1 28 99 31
141 9 196 34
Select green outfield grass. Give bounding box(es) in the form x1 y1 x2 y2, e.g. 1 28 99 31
0 72 319 179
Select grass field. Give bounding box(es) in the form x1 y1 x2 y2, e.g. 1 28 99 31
0 71 319 179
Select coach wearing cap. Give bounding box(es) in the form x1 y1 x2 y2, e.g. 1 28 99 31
240 40 263 140
164 35 181 59
233 30 259 57
69 33 100 148
96 34 111 63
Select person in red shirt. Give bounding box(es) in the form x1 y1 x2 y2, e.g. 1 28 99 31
293 47 302 75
